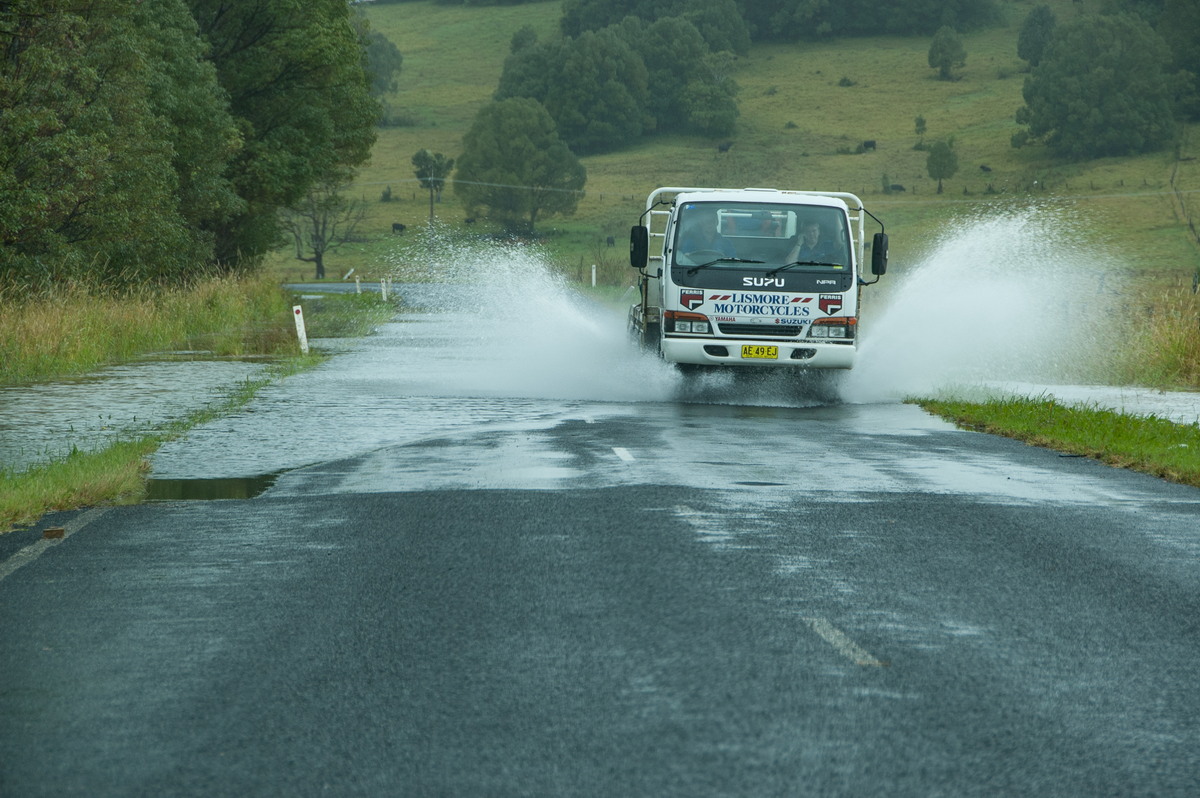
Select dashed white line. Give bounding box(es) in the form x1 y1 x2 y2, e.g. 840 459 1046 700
612 447 635 462
803 617 887 667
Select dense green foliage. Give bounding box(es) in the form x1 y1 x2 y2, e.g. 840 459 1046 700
0 0 240 291
1014 14 1175 159
187 0 378 270
562 0 1001 42
496 13 738 152
454 98 586 232
1017 5 1056 67
0 0 380 294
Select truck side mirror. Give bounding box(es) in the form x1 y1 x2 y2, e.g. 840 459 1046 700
630 226 648 269
871 232 888 276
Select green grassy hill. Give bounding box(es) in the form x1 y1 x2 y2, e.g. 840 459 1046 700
288 0 1200 290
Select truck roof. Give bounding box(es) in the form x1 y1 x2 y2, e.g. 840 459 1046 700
666 187 853 211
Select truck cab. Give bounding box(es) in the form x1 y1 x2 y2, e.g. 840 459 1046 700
629 187 887 370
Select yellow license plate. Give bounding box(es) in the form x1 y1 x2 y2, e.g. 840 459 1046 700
741 345 778 360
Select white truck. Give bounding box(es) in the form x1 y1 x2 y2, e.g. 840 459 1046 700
628 186 888 370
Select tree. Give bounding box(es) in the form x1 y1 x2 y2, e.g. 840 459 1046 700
914 114 928 148
1015 14 1175 159
412 149 455 222
454 99 587 233
0 0 241 292
678 0 750 56
540 29 650 153
185 0 379 270
1159 0 1200 120
928 26 967 80
361 28 404 99
282 178 366 280
680 52 740 136
926 139 958 193
1017 5 1056 68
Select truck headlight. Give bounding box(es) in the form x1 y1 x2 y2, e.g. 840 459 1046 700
665 311 711 334
810 318 856 340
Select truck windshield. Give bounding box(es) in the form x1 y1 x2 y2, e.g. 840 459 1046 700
672 202 850 271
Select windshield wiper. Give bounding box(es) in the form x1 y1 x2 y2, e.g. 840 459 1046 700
766 260 844 277
685 257 763 275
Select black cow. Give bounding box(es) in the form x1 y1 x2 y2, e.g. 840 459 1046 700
862 140 876 151
392 222 406 234
980 164 993 172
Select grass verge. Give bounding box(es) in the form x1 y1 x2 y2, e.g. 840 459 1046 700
917 395 1200 488
0 273 296 384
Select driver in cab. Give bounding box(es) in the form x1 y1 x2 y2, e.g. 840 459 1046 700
677 205 736 261
785 218 838 264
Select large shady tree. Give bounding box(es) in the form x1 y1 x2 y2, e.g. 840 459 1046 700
1014 14 1175 159
454 98 587 234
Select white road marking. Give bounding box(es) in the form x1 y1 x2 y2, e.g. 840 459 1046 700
803 617 886 667
0 508 110 583
612 447 635 462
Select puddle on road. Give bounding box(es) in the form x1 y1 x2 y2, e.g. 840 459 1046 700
0 358 273 474
144 473 281 501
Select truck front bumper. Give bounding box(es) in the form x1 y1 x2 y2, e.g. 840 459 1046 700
661 337 856 369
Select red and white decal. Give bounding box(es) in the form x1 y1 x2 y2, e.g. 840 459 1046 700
680 289 704 310
819 294 843 315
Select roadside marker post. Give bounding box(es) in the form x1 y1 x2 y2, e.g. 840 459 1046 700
293 305 310 354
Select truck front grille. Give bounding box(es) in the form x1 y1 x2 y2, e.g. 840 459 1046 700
716 323 804 338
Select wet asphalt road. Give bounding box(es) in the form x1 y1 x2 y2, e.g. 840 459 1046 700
3 278 1200 796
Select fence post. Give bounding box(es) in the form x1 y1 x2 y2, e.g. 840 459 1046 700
293 305 310 354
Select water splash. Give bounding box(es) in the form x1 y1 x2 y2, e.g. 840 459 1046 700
842 206 1121 403
384 230 839 407
384 231 678 402
381 210 1118 410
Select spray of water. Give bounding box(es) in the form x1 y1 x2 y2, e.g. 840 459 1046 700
383 209 1117 409
842 205 1121 404
384 231 678 402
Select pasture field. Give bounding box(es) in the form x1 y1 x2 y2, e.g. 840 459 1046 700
288 0 1200 292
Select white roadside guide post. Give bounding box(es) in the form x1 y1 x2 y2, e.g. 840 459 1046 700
381 277 389 301
592 264 597 287
292 305 310 354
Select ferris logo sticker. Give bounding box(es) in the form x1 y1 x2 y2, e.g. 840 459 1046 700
680 289 704 310
819 294 843 315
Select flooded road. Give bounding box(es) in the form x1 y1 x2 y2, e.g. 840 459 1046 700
5 233 1200 796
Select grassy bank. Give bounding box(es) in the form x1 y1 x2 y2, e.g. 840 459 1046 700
918 396 1200 487
0 274 295 384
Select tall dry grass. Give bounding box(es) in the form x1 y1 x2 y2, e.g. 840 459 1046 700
1117 278 1200 388
0 274 295 384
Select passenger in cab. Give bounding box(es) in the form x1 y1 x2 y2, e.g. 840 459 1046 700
677 206 736 259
